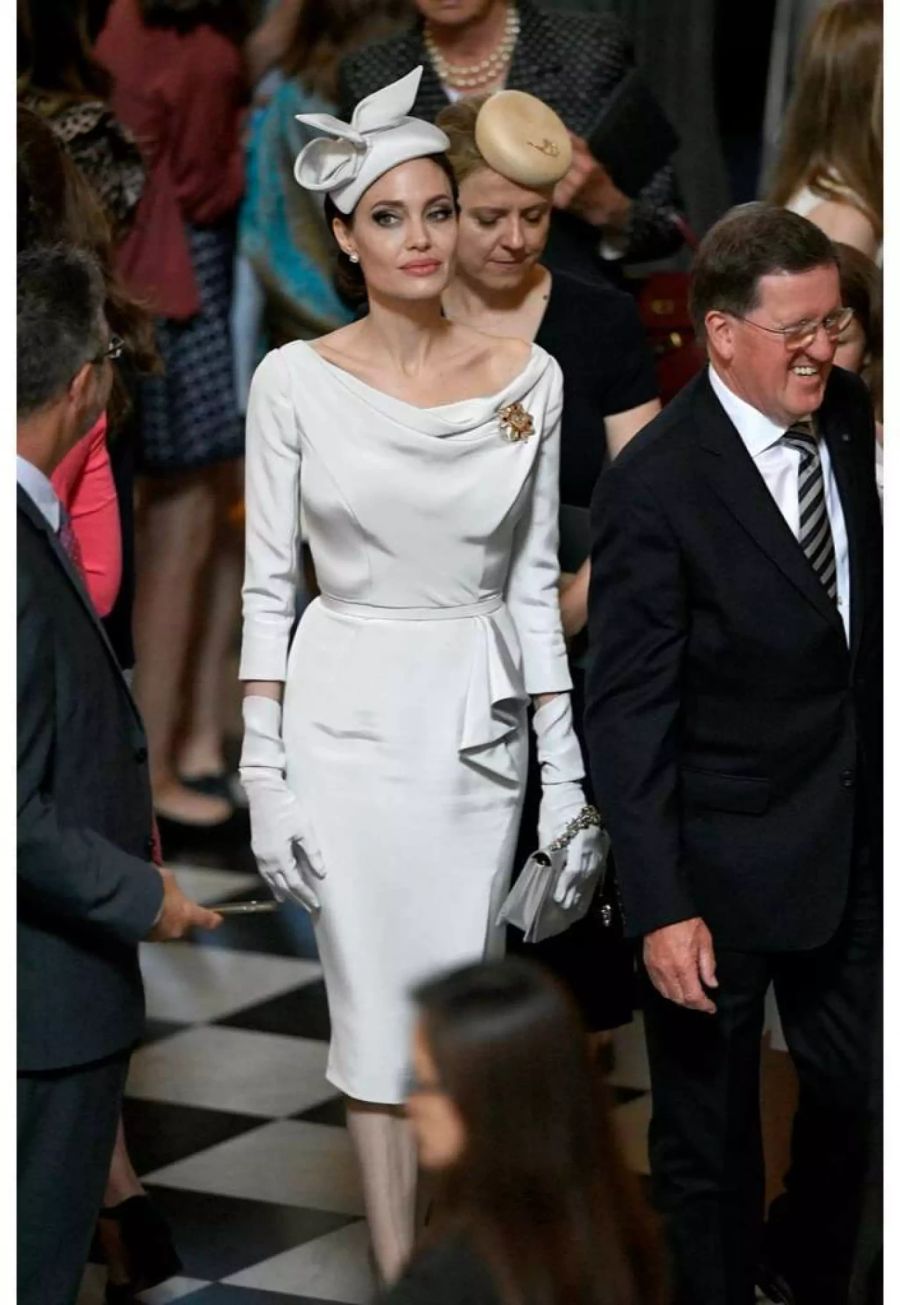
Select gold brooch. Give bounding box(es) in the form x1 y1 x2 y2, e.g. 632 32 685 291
527 138 561 158
497 401 535 443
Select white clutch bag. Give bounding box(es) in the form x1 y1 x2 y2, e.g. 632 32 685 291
496 815 610 944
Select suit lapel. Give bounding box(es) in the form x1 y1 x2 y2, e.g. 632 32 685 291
17 487 145 726
819 400 865 662
691 376 846 642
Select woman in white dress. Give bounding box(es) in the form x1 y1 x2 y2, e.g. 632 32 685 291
238 68 603 1283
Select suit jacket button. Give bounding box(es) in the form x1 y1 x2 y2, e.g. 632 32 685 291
840 769 855 789
145 837 155 855
135 746 148 763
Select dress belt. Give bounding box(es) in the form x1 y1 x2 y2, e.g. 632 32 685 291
318 593 503 622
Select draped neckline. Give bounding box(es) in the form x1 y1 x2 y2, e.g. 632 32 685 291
297 339 552 439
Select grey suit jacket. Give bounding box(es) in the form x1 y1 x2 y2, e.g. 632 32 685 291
17 486 163 1072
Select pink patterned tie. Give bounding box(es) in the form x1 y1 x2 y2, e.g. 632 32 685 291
57 505 85 577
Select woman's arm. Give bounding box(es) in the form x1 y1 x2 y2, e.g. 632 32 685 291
50 414 122 617
504 360 572 703
559 397 662 639
240 348 302 685
605 398 661 461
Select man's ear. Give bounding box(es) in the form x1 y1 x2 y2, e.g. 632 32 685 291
332 214 358 262
67 360 95 409
705 311 735 365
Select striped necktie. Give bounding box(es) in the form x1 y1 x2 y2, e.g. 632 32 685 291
781 421 837 602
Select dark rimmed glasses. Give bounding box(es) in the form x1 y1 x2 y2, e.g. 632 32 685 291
732 306 854 351
94 333 125 364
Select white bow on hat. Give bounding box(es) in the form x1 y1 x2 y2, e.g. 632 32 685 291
293 67 450 214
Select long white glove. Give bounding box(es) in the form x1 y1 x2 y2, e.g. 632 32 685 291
239 695 325 913
534 695 605 910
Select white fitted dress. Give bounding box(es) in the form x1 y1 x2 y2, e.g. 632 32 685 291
240 340 571 1102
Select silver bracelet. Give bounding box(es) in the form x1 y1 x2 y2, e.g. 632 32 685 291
544 803 603 853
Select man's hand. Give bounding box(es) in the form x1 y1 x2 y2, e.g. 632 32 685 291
643 917 718 1013
147 866 223 941
553 134 632 230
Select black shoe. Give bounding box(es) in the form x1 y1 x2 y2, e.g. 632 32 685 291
98 1195 182 1301
179 771 235 804
756 1261 797 1305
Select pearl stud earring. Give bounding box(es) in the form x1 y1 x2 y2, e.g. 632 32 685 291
348 252 360 264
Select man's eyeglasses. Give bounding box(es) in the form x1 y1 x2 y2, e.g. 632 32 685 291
732 307 854 351
94 334 125 364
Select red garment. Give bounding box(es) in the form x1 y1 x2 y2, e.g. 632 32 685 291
96 0 246 319
51 413 123 618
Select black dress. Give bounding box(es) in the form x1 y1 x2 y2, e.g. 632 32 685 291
508 269 658 1032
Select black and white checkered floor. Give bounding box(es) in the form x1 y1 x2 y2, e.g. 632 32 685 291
76 818 779 1304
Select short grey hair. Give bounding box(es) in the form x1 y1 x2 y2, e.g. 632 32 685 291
17 243 106 418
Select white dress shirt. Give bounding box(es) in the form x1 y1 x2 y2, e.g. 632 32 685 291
17 454 62 531
708 365 850 644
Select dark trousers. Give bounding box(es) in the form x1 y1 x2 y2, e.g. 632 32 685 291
642 844 880 1305
18 1050 129 1305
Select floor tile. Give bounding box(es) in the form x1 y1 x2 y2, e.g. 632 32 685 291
122 1097 263 1175
607 1012 651 1092
144 1121 365 1217
172 1284 332 1302
293 1098 347 1129
77 1263 107 1304
143 1017 193 1046
612 1091 652 1175
217 980 331 1041
141 1185 357 1282
139 943 321 1023
226 1221 373 1304
138 1277 213 1302
128 1026 333 1118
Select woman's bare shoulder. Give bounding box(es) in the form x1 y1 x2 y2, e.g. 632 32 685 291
307 321 367 363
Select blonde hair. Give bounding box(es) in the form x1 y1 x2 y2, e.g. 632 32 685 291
436 95 492 186
769 0 882 240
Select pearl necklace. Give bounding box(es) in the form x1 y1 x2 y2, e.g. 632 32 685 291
424 3 520 91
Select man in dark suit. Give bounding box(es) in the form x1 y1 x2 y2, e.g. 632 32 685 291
17 244 222 1305
338 0 682 283
585 205 881 1305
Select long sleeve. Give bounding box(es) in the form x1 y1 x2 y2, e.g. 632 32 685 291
51 414 122 618
585 463 697 937
240 348 302 681
17 564 162 943
618 160 683 263
504 361 571 695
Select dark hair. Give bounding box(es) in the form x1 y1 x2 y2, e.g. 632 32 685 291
18 0 112 100
282 0 410 101
324 153 459 303
689 202 838 340
17 105 160 419
18 243 106 417
138 0 252 40
413 959 667 1305
834 240 882 419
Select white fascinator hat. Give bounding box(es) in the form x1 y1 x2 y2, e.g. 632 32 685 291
294 66 451 215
